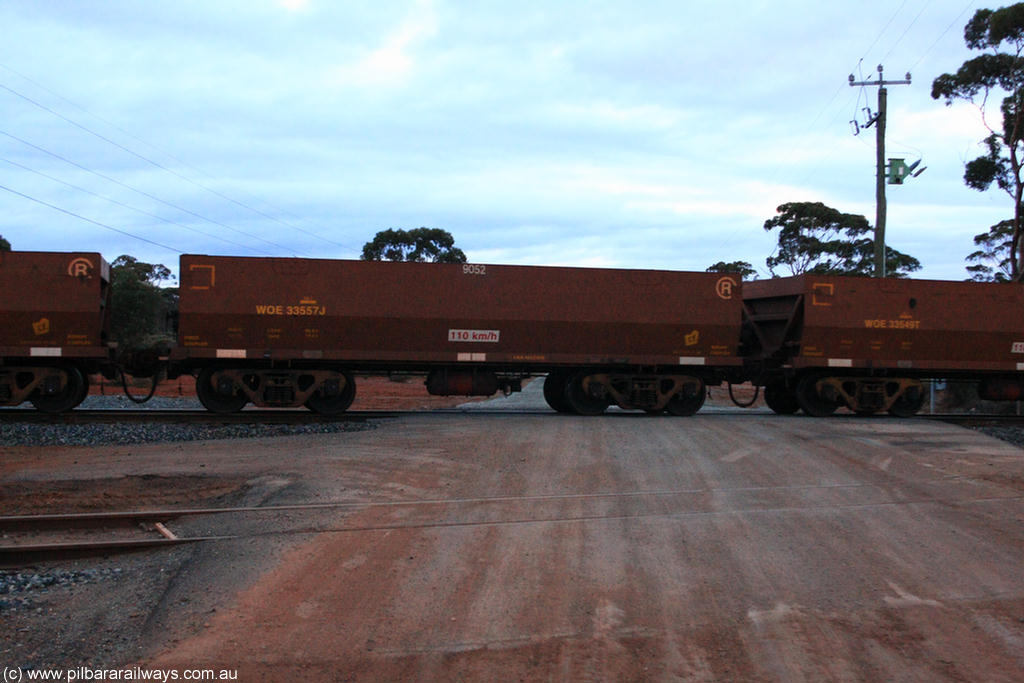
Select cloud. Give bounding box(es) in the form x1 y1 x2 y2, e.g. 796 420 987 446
0 1 1011 281
328 0 438 88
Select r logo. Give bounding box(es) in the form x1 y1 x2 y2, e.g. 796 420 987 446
715 276 737 300
67 257 94 278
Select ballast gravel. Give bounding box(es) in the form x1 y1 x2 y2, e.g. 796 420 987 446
0 568 124 613
0 421 374 446
1 396 375 446
3 393 1024 447
975 425 1024 449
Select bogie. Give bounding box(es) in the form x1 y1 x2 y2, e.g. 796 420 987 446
555 371 706 415
194 367 356 414
794 375 925 417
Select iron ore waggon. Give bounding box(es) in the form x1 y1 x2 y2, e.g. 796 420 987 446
743 275 1024 416
7 249 1024 418
171 255 745 415
0 250 113 412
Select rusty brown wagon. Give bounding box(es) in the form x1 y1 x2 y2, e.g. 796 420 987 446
171 255 745 415
0 251 113 412
743 275 1024 416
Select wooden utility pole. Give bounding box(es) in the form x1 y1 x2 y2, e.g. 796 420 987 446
849 65 911 278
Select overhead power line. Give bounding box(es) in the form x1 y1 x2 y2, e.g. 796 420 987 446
879 1 931 66
0 181 182 253
0 155 272 255
859 0 912 65
0 75 356 251
0 128 303 255
909 1 977 73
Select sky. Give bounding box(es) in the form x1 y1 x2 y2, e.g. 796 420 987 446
0 0 1010 282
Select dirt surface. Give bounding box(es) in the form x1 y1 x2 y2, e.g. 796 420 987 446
3 387 1024 681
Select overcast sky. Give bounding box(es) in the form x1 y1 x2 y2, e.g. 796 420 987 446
0 0 1007 281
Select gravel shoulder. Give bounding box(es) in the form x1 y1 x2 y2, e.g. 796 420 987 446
2 383 1024 680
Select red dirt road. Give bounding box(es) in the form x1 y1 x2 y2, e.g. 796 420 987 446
142 413 1024 682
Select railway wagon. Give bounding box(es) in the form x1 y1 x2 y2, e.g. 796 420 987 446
172 255 745 414
0 251 112 412
743 274 1024 416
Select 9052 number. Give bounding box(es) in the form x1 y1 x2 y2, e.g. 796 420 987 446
462 264 487 275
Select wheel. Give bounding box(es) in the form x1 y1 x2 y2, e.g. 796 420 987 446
666 380 706 416
764 382 799 415
795 374 839 417
30 365 86 414
888 386 924 417
196 368 248 413
565 373 609 415
305 372 356 415
73 371 91 408
543 371 573 413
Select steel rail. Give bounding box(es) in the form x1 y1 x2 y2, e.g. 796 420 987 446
8 488 1024 566
3 407 1023 425
0 409 397 424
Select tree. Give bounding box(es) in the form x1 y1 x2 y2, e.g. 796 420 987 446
967 219 1015 281
932 4 1024 280
361 228 467 263
763 201 921 278
0 235 10 251
706 261 757 279
109 255 176 352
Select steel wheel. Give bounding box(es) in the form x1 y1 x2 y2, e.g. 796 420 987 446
565 373 609 415
665 380 706 416
543 371 573 413
196 368 248 413
764 382 799 415
305 372 356 415
30 365 86 414
888 386 924 417
795 374 839 417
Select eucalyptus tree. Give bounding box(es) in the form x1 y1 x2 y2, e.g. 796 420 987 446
932 3 1024 280
763 201 920 278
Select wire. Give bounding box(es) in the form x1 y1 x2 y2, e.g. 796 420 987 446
880 0 932 66
0 155 272 255
0 182 182 253
909 1 977 74
0 128 302 254
859 0 912 66
0 75 356 251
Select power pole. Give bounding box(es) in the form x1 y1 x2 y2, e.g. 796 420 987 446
849 65 911 278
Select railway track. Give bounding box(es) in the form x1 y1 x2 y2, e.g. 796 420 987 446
6 475 1024 567
3 407 1023 425
0 408 399 424
0 508 222 566
0 407 669 424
